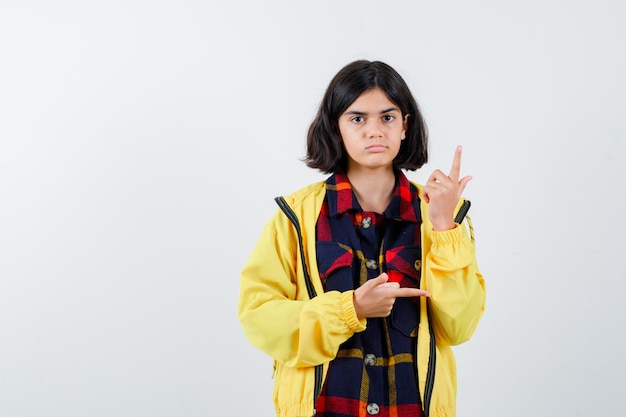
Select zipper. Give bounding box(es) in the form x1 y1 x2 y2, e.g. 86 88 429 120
274 196 324 409
422 307 437 417
423 200 470 416
454 200 471 224
275 197 317 299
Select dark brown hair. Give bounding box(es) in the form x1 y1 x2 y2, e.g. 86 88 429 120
304 60 428 174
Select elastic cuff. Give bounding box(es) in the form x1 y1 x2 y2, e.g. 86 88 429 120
431 223 463 245
340 291 367 333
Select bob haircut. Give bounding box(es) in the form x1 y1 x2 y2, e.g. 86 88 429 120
304 60 428 174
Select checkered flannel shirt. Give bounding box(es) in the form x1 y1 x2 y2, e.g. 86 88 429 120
315 171 425 417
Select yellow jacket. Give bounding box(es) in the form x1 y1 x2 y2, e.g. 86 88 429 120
238 180 486 417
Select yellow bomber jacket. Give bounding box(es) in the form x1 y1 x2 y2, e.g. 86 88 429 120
238 180 486 417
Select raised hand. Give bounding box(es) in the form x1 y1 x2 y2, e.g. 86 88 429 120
353 273 430 319
422 145 472 231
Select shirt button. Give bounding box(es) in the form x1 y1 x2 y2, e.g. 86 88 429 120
361 216 372 228
364 354 376 366
365 259 378 270
367 403 380 415
414 259 422 271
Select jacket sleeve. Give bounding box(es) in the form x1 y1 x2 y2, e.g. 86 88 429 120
423 217 486 346
238 213 367 368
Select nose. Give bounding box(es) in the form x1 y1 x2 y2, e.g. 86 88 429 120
367 119 383 138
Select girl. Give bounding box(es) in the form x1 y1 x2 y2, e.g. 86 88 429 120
238 60 486 417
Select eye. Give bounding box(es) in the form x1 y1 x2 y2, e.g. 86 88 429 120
383 114 396 122
351 116 364 124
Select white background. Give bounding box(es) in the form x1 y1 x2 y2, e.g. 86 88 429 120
1 1 625 416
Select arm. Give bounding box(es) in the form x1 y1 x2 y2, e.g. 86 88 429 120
421 145 486 345
424 217 486 345
238 214 366 368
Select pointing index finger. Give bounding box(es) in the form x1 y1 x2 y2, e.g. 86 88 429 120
394 288 431 298
449 145 463 182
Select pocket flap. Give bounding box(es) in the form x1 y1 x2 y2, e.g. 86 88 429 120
385 245 421 286
316 242 353 282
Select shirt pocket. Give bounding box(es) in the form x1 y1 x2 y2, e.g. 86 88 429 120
386 245 421 337
316 242 354 292
390 298 419 337
385 244 421 286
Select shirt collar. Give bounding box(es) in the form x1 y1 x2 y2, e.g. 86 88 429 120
325 170 418 222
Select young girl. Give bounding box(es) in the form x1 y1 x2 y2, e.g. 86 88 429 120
238 60 486 417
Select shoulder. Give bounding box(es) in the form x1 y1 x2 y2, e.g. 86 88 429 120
408 180 425 205
409 180 424 194
280 181 327 209
271 181 327 232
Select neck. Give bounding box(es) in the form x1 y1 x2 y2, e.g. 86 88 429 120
347 167 396 213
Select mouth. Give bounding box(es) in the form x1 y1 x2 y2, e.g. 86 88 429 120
366 144 387 152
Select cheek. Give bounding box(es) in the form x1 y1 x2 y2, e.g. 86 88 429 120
338 124 350 141
392 137 404 154
339 125 360 143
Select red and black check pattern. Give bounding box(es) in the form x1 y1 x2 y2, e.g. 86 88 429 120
315 171 425 417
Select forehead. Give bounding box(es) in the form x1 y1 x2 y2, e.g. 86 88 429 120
344 87 400 113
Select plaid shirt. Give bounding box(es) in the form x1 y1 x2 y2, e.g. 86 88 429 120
315 171 425 417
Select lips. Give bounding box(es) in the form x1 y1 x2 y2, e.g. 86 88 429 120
366 145 387 152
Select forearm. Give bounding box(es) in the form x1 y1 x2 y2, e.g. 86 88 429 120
239 287 365 367
423 223 486 345
238 221 366 367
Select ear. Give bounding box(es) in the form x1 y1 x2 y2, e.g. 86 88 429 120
401 114 410 140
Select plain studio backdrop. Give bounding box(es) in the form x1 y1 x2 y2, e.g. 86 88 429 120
1 1 625 416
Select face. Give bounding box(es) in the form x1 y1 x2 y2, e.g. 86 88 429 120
338 87 408 173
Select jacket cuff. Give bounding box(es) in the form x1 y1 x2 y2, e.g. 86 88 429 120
339 291 367 333
431 223 463 245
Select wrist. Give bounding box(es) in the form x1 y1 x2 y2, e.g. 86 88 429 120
343 291 366 331
431 222 456 231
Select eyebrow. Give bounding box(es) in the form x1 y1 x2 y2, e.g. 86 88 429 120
344 107 400 116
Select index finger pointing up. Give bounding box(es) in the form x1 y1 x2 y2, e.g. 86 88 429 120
449 145 463 181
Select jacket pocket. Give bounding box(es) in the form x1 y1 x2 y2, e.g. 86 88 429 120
273 361 317 416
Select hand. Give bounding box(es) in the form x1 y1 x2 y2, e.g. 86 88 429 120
422 145 472 231
353 273 430 319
